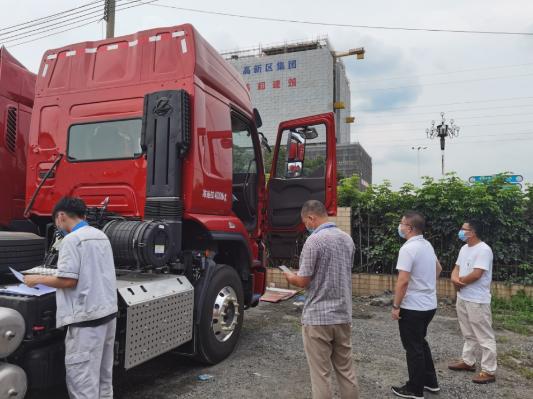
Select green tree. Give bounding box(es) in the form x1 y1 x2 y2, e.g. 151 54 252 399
339 173 532 283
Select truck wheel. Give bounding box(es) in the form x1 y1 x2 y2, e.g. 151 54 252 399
196 265 244 364
0 232 45 273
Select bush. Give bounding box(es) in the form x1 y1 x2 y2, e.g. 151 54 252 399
339 173 532 283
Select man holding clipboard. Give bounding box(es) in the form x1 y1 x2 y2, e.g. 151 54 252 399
282 200 359 399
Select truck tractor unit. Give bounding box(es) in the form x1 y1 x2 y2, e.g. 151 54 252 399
0 24 337 398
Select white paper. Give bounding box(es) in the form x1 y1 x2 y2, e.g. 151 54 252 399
278 265 290 273
5 267 56 296
0 283 55 297
9 267 25 283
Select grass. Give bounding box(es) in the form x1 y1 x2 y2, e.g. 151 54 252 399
492 290 533 335
499 349 533 380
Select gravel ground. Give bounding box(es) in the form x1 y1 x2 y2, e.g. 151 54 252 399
37 297 533 399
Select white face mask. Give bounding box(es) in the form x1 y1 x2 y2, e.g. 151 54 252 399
398 224 406 239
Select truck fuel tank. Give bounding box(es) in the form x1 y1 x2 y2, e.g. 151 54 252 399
0 307 25 358
0 362 27 399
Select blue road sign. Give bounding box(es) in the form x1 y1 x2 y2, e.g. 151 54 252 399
469 175 493 183
469 175 523 184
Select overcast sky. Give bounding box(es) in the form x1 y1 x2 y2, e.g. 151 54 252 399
3 0 533 188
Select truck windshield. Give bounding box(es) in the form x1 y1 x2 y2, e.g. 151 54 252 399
68 119 142 161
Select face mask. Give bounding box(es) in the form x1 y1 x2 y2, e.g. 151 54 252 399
307 226 315 234
398 224 406 239
458 230 468 242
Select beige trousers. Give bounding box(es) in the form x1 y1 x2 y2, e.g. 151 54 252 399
456 297 497 374
302 324 359 399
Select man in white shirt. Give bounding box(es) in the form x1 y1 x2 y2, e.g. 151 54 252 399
25 197 118 398
391 211 442 399
448 220 496 384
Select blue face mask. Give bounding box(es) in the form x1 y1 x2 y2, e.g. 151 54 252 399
458 230 468 242
307 227 315 234
58 228 68 237
398 224 406 239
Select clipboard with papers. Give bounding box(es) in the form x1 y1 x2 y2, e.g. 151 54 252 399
0 267 56 297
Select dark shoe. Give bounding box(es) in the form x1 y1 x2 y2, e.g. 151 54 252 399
472 371 496 384
448 360 476 372
391 385 424 399
424 384 441 393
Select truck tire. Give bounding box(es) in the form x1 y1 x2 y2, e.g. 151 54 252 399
0 232 46 273
196 265 244 364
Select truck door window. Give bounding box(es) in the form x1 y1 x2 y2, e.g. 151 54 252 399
68 119 142 161
231 115 258 230
275 123 327 179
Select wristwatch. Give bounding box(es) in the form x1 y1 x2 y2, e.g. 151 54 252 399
392 304 400 310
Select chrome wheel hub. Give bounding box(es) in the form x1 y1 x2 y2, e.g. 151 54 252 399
212 286 240 342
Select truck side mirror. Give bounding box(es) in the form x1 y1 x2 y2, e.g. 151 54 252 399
253 108 262 128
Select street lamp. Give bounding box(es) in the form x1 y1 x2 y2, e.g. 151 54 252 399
411 146 427 180
426 112 460 175
332 47 365 142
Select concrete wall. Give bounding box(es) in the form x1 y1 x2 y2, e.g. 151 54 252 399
266 268 533 300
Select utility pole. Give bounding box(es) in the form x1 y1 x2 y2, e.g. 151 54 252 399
411 146 427 180
426 112 460 175
104 0 116 39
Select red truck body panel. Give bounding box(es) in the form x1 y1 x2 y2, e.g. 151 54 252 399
0 47 36 227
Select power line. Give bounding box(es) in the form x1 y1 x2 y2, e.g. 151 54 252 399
359 130 533 145
360 112 533 127
8 0 157 48
150 2 533 37
360 134 533 146
356 120 533 134
0 0 103 33
353 95 533 113
356 72 533 92
0 0 143 44
10 19 102 48
352 61 533 84
358 103 533 119
1 11 105 44
360 137 533 147
0 1 107 37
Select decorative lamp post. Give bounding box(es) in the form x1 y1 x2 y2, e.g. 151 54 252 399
426 112 460 175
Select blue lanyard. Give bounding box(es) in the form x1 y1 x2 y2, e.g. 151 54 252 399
312 222 336 235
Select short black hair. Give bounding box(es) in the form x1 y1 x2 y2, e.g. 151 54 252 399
301 200 328 217
403 211 426 233
52 197 87 220
465 219 484 240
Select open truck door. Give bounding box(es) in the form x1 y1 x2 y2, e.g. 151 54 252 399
266 112 336 259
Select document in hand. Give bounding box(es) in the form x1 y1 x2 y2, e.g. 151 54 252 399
0 283 56 297
0 267 57 296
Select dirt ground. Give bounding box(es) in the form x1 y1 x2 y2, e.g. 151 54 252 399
37 297 533 399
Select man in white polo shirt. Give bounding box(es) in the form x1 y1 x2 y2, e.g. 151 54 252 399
448 219 496 384
391 211 442 399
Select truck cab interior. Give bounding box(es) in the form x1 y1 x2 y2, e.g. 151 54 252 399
231 114 259 231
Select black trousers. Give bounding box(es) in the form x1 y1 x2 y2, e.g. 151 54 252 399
398 308 438 395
